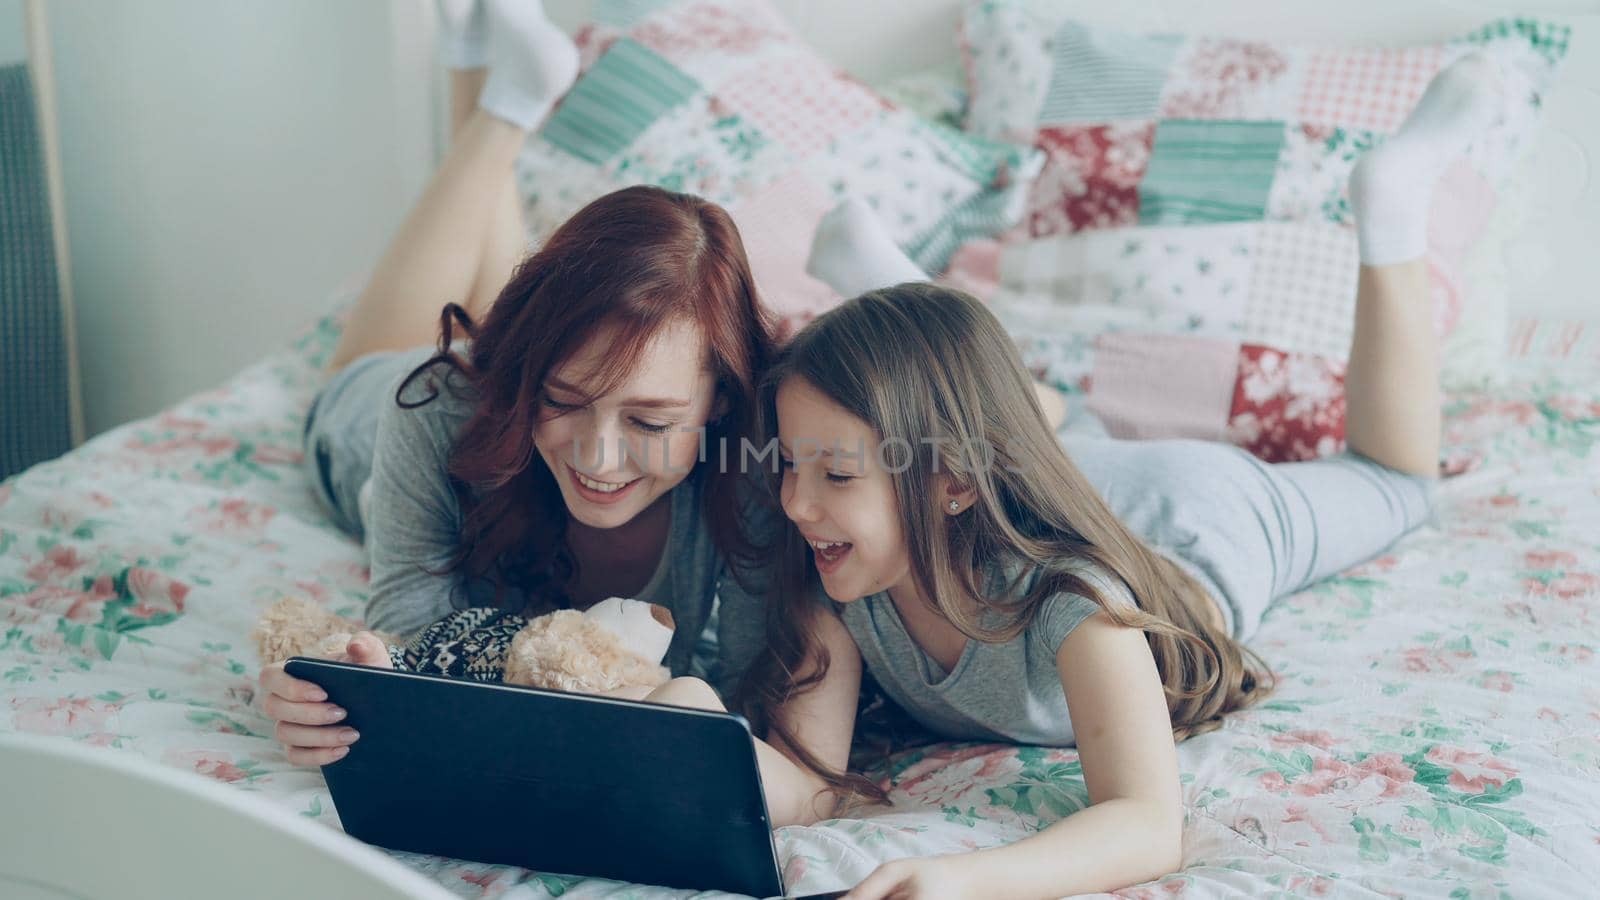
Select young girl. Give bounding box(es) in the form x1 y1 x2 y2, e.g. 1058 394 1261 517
726 54 1498 899
258 0 782 766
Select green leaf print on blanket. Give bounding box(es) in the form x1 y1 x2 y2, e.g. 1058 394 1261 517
54 566 190 660
984 747 1091 819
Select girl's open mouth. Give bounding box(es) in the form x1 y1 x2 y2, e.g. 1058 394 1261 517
808 538 853 574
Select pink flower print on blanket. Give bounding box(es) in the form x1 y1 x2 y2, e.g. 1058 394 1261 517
9 696 124 737
898 747 1025 810
162 750 268 785
21 567 189 634
189 497 278 540
24 544 94 584
1420 746 1518 794
15 578 118 624
1252 749 1422 803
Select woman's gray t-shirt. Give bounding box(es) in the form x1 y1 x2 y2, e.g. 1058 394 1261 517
306 350 773 695
837 558 1133 747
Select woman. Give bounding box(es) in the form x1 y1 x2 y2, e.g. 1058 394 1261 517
258 0 780 767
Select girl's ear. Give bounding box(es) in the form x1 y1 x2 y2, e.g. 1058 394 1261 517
939 476 978 516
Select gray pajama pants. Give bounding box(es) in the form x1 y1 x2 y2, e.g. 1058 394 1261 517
1063 437 1436 640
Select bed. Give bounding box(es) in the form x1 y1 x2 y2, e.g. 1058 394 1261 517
2 306 1596 897
5 0 1600 895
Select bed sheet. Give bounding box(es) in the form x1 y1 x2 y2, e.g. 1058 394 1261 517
2 314 1597 898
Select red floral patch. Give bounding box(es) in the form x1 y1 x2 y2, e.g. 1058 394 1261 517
1225 344 1347 463
1016 123 1154 238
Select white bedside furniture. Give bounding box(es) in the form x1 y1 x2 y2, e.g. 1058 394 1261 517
0 734 456 900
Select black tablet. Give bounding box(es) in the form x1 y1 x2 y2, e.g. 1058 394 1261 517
284 657 790 897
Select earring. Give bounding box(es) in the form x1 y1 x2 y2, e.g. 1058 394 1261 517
948 500 961 512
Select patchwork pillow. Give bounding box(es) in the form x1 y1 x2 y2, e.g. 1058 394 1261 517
949 2 1568 461
513 0 1038 338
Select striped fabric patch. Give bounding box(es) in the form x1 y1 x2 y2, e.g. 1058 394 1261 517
907 146 1043 274
918 119 1027 188
1037 22 1181 124
1138 120 1285 224
541 38 701 164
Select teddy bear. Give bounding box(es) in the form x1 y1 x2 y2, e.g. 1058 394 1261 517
253 595 676 694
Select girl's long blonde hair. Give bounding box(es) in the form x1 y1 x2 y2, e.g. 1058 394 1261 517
735 283 1276 803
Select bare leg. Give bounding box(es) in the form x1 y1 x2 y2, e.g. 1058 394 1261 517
448 68 486 137
1339 54 1502 477
328 0 579 373
1342 262 1439 477
328 99 530 372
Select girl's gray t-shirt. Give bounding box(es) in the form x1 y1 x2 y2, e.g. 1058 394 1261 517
837 558 1132 747
359 362 773 695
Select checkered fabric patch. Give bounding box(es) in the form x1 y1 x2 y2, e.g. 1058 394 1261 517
1241 222 1359 360
1295 46 1444 133
728 170 837 333
1038 22 1181 124
1085 332 1240 442
541 38 701 164
716 51 884 160
1138 120 1285 225
1463 18 1571 66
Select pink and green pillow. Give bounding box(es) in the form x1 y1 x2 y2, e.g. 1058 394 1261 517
513 0 1039 337
948 2 1568 461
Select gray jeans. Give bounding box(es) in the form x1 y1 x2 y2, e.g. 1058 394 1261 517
1063 437 1435 640
301 346 438 541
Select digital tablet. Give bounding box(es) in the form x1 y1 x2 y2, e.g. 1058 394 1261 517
284 657 808 898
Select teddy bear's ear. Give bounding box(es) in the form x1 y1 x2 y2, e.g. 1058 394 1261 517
648 604 675 630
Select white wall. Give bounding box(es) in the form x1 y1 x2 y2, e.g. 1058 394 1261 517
46 0 437 437
0 0 25 65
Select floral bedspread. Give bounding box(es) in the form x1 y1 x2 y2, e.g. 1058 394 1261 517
2 314 1597 898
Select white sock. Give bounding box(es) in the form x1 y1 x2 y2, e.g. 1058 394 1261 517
478 0 580 131
1348 52 1503 266
436 0 487 70
805 199 928 297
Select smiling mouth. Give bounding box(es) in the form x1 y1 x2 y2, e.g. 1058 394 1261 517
807 537 853 567
574 471 635 493
565 463 643 502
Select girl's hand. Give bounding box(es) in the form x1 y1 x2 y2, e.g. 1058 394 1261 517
843 855 979 900
258 631 392 767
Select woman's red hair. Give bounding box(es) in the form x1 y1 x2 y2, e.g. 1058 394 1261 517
398 185 777 611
